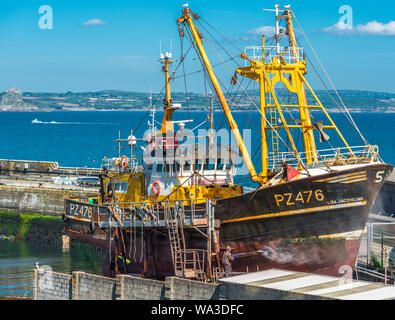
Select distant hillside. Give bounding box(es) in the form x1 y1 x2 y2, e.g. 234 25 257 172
315 90 395 113
1 88 394 112
0 87 37 111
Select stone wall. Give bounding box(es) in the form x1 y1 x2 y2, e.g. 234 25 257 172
165 277 220 300
72 272 116 300
0 185 96 216
0 159 58 174
0 212 63 246
117 275 167 300
34 270 325 301
33 269 72 300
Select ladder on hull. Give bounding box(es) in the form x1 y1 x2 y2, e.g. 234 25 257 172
166 207 185 277
165 202 207 280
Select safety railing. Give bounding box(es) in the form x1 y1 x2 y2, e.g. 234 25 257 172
183 249 207 278
96 199 212 228
267 145 379 171
244 45 304 65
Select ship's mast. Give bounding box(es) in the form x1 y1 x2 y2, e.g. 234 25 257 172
159 51 177 133
177 6 261 183
275 4 281 55
283 9 317 164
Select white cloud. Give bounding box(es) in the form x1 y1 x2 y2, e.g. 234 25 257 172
322 21 353 35
82 18 108 26
322 20 395 36
355 21 395 35
246 26 285 36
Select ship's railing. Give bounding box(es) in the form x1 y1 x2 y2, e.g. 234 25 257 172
267 145 379 171
182 249 207 278
244 45 304 65
96 199 212 228
100 157 141 173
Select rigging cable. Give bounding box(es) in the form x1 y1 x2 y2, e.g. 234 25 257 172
180 28 190 116
181 18 309 176
292 12 369 146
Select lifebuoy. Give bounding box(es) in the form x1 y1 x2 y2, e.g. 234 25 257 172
120 156 128 169
152 180 162 196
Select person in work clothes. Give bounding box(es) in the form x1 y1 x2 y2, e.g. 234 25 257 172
222 245 238 277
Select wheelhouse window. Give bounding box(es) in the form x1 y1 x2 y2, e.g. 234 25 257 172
225 159 233 170
217 159 224 170
107 181 128 193
203 159 215 170
172 162 181 173
195 159 202 170
183 161 191 171
156 163 163 172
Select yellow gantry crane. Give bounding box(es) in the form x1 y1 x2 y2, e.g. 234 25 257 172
178 6 351 185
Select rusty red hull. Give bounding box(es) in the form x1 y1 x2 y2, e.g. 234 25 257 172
65 228 361 278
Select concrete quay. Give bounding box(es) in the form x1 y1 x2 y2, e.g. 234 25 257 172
0 159 99 216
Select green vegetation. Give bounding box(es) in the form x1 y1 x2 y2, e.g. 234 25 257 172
0 211 61 240
16 213 60 240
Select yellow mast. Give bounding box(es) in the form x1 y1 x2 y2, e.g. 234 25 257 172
259 36 269 183
283 10 317 164
177 8 261 183
160 54 176 133
235 6 352 180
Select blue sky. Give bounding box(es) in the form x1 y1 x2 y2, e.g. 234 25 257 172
0 0 394 93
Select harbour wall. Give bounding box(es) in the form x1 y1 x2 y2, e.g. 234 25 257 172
0 159 99 216
0 184 96 216
0 211 63 245
371 171 395 216
33 269 327 300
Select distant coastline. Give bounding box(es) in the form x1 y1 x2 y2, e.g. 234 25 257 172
13 108 395 114
1 88 394 113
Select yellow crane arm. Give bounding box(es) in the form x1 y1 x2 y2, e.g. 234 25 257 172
178 8 261 183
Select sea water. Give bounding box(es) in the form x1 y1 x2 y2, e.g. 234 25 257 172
0 240 105 297
0 110 394 296
0 111 393 169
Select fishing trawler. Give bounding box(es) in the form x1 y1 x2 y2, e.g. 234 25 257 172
63 5 392 281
